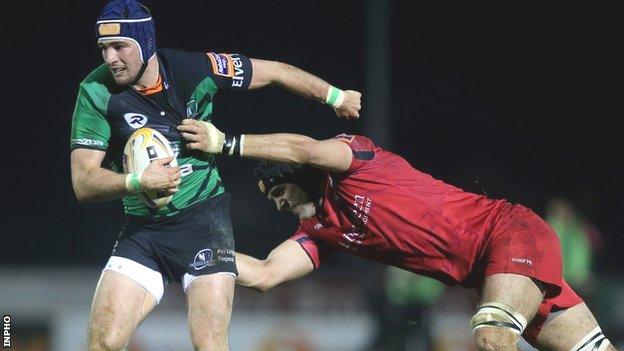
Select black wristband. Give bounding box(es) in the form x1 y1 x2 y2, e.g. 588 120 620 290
222 134 233 154
222 134 241 156
232 135 241 156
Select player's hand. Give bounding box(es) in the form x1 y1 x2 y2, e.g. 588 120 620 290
177 119 224 154
141 157 181 195
334 90 362 119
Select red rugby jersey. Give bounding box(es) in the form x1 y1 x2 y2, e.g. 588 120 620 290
290 134 509 286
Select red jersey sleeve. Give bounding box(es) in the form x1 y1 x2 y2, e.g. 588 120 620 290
333 134 376 174
290 229 334 269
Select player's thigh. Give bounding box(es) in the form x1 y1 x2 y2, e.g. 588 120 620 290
186 273 235 340
474 273 544 347
535 303 616 351
89 271 158 344
480 273 544 318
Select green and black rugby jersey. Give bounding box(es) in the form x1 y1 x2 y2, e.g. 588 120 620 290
70 49 253 216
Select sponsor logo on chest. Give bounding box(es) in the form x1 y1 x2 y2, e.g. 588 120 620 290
123 112 148 128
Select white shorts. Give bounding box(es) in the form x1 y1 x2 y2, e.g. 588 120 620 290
103 256 235 303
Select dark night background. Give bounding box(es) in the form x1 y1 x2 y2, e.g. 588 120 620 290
2 1 621 274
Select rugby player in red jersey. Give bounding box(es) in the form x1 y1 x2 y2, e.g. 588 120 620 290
177 120 617 351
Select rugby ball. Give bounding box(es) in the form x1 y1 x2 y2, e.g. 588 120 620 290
123 128 178 209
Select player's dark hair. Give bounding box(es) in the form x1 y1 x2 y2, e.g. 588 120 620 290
254 161 325 199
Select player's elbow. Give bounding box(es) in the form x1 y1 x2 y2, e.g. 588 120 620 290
72 180 89 203
253 283 273 294
74 188 95 203
71 175 96 203
71 165 96 202
239 281 274 293
254 260 282 293
74 192 87 203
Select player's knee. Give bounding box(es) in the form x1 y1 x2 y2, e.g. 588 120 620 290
471 302 525 351
187 276 234 350
88 315 130 351
192 340 228 351
188 304 230 350
88 329 128 351
569 327 614 351
191 331 229 351
474 327 519 350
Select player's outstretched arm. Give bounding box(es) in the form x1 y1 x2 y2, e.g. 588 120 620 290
70 149 181 202
248 58 362 119
236 239 314 293
177 120 353 173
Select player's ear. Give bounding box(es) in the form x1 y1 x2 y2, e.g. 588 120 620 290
258 180 268 197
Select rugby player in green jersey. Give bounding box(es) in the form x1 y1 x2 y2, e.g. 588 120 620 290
69 1 361 350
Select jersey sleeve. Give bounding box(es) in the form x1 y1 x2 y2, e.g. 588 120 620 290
333 134 376 174
289 229 334 269
205 52 253 91
70 84 111 151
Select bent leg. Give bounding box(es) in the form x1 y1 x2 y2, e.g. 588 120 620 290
473 273 544 351
88 271 158 351
187 273 235 351
534 303 617 351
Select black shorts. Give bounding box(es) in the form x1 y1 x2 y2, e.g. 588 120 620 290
111 192 237 284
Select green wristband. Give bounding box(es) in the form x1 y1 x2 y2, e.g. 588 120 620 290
125 173 143 193
325 85 345 108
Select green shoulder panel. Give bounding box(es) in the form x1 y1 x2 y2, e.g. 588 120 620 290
70 64 113 150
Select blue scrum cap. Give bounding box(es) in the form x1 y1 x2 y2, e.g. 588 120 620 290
95 0 156 63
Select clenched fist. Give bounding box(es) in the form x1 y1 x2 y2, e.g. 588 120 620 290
334 90 362 119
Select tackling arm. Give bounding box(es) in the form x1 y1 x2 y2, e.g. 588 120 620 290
242 133 353 173
248 58 361 119
236 239 315 293
177 120 353 173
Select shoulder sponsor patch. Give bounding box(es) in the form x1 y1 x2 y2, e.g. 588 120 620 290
71 138 105 147
230 54 246 88
334 133 355 143
207 52 234 77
